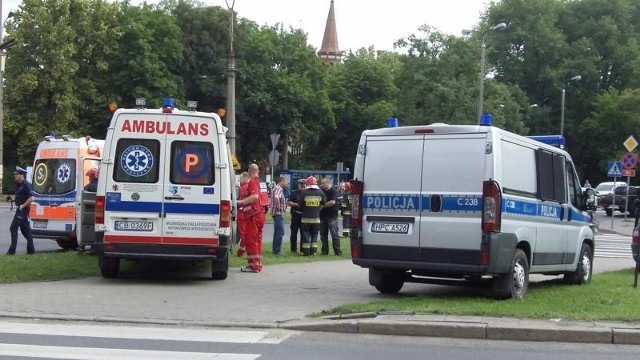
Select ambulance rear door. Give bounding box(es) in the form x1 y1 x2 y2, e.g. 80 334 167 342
103 113 166 244
161 114 220 246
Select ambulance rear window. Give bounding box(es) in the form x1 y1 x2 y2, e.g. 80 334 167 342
170 141 215 185
32 158 76 195
114 139 160 183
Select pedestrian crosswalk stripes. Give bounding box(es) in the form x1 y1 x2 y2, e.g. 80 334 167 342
0 344 260 360
0 320 294 359
595 233 632 258
0 322 279 344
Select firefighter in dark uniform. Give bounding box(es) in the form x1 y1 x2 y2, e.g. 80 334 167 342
287 178 306 253
298 176 325 256
6 166 36 255
340 182 353 237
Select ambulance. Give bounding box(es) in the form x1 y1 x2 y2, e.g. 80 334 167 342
30 135 104 250
93 98 236 280
350 116 598 299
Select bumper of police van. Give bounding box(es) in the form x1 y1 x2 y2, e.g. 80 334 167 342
352 232 516 276
92 233 230 261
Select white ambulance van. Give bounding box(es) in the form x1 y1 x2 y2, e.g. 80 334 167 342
350 117 597 298
30 135 104 250
94 98 236 280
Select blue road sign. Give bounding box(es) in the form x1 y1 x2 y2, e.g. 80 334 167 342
608 161 622 177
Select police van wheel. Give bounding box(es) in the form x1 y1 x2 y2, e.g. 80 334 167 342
99 256 120 278
492 249 529 299
369 268 404 294
56 238 79 250
211 255 229 280
563 243 593 285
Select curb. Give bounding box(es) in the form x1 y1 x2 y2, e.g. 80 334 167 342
4 311 639 345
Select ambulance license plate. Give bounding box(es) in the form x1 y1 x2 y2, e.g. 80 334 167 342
114 221 153 231
32 220 48 229
371 222 409 234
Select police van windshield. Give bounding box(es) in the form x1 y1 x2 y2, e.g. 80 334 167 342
32 159 77 195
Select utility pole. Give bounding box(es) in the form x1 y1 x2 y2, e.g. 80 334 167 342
0 0 5 194
225 0 236 155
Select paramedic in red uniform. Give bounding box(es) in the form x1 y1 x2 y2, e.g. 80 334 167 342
236 171 251 257
237 164 265 273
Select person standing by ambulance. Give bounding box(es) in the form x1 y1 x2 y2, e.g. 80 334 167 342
287 179 306 254
269 176 288 255
237 164 266 273
6 166 36 255
298 176 325 256
236 171 251 257
320 177 342 256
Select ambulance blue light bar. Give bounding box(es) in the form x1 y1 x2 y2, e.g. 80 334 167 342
528 135 566 148
162 97 175 113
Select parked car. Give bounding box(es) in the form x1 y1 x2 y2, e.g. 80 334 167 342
599 185 640 216
595 181 627 208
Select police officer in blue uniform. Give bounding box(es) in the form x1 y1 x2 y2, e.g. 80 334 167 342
6 166 36 255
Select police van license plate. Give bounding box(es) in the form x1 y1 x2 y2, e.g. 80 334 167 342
32 220 48 229
114 221 153 231
371 222 409 234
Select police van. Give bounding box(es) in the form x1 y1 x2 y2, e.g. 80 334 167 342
30 135 104 250
349 117 597 298
93 98 236 280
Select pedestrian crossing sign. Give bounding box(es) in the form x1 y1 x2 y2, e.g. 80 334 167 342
608 161 622 177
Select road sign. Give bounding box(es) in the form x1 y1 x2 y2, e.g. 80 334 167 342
231 154 241 171
608 161 622 177
624 135 638 152
270 133 280 149
623 169 636 177
268 149 280 165
622 151 637 169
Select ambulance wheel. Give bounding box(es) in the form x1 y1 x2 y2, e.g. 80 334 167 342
99 256 120 278
491 249 529 299
563 243 593 285
56 238 79 250
211 254 229 280
369 268 404 294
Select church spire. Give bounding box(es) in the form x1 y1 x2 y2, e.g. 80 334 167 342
318 0 341 64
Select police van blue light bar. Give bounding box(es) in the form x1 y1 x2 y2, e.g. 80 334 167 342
528 135 566 148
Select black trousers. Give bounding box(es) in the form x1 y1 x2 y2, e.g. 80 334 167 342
8 211 35 254
290 213 302 251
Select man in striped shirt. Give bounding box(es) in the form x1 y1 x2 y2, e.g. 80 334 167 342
270 176 289 255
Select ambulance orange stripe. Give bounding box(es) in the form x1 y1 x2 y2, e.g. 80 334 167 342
104 235 219 245
30 207 76 220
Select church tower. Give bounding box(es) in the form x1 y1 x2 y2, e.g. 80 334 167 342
317 0 341 64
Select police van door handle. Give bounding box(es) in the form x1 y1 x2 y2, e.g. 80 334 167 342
164 195 184 200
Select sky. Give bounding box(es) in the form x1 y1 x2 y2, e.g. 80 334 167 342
1 0 491 51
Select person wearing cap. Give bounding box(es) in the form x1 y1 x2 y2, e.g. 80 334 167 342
6 166 36 255
84 167 99 192
287 179 306 254
298 176 325 256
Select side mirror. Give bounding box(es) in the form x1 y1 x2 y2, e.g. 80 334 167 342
584 188 597 210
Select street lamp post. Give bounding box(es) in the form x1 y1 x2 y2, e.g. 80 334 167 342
560 75 582 137
224 0 237 155
463 23 507 124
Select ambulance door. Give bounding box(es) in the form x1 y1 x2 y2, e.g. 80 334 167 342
161 115 220 246
77 157 101 247
103 114 166 244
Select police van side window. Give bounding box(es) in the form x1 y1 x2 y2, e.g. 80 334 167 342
536 150 567 203
170 141 215 185
113 139 160 183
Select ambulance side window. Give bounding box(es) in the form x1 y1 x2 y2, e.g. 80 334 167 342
170 141 215 185
113 139 160 183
